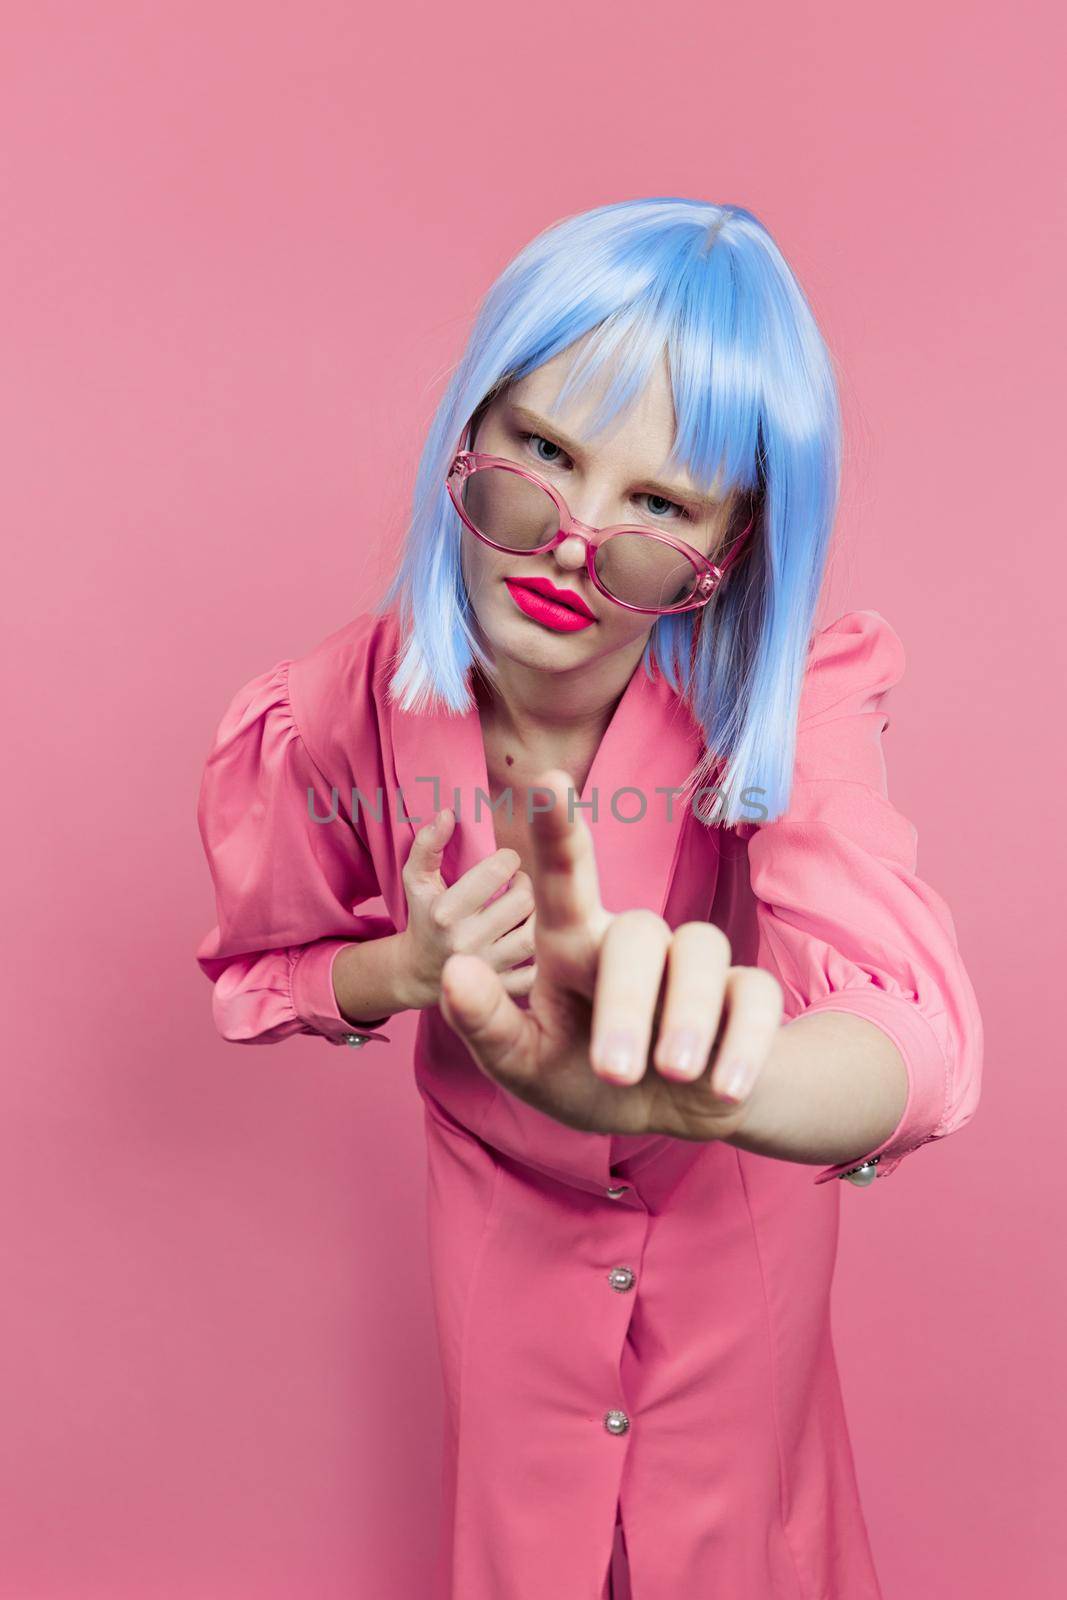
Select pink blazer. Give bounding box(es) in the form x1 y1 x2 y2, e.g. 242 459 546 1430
195 606 983 1599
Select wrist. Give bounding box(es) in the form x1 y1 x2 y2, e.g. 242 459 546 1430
328 932 416 1025
389 929 437 1013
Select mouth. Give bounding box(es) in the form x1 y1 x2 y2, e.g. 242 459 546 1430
504 575 597 621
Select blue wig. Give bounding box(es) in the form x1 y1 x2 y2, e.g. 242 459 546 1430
379 197 842 828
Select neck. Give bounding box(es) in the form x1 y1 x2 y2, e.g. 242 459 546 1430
472 636 648 781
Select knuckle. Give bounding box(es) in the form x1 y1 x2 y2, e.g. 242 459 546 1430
428 899 453 934
672 920 731 964
737 963 784 1009
665 981 720 1018
403 856 428 890
610 907 670 941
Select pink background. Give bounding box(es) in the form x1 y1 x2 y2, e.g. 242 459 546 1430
2 2 1062 1595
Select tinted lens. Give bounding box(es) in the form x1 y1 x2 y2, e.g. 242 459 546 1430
460 465 702 610
462 465 558 551
594 533 700 609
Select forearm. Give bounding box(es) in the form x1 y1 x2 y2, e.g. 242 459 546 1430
331 932 418 1025
719 1009 909 1169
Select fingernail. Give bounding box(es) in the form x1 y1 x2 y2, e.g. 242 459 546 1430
715 1059 757 1101
657 1027 702 1078
594 1027 638 1082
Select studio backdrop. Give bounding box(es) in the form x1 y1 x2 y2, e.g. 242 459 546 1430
1 3 1061 1597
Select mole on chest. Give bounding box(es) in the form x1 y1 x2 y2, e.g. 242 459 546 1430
483 756 582 880
480 703 599 877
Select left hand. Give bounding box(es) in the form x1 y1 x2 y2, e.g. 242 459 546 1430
438 769 784 1142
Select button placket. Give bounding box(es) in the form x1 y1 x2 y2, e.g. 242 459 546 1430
598 1185 644 1449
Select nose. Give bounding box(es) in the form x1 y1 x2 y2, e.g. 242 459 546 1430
552 531 588 570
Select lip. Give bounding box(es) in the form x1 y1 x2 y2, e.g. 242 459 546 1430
504 575 597 628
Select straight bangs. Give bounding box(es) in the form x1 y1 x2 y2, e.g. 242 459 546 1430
380 198 842 827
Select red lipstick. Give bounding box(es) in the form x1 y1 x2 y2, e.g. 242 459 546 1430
504 576 596 633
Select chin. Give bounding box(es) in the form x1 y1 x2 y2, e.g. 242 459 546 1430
492 611 572 661
483 600 590 667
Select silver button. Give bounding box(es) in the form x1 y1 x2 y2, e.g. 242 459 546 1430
604 1409 630 1436
841 1157 880 1186
605 1184 629 1200
343 1033 369 1048
608 1266 635 1293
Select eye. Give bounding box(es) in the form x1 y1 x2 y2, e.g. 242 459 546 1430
519 430 569 467
517 431 697 525
637 492 692 523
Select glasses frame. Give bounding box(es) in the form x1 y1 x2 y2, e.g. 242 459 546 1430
445 443 755 617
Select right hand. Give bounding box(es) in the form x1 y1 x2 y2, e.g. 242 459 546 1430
396 807 538 1011
436 768 781 1142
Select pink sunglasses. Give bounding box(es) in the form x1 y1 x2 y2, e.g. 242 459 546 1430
445 432 755 617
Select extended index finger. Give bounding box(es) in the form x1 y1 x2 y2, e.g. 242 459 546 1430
526 768 606 935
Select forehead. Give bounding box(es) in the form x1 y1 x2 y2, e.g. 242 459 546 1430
496 346 731 504
505 340 675 446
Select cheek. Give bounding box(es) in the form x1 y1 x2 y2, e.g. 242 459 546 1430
615 613 659 651
460 534 505 606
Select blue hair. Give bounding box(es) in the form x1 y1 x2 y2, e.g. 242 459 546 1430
379 197 842 827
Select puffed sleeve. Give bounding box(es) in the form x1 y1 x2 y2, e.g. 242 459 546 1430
195 659 396 1048
739 610 983 1184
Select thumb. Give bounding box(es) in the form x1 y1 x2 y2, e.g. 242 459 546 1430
405 806 455 885
438 953 536 1090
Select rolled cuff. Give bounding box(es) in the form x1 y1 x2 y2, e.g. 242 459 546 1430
289 940 392 1045
799 987 949 1184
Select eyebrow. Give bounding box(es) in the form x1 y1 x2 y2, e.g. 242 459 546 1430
506 404 724 510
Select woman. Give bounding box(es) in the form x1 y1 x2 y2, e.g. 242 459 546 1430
195 198 983 1599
